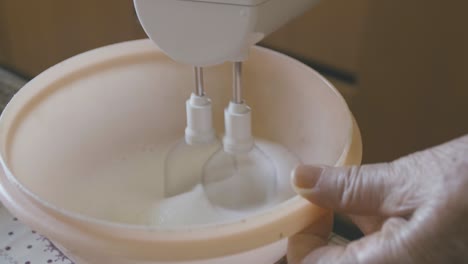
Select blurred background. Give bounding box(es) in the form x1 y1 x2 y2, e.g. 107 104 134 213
0 0 467 163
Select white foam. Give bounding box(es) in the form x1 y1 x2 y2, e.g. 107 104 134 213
67 139 299 227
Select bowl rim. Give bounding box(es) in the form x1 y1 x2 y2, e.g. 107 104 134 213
0 39 357 259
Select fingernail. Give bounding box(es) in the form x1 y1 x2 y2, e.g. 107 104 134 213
292 165 325 189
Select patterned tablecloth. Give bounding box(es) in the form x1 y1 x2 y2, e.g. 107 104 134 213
0 204 73 264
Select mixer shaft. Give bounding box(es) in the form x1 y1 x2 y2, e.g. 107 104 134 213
194 66 205 97
233 62 243 104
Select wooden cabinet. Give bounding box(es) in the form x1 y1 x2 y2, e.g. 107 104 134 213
353 0 468 162
0 0 367 77
1 0 467 163
263 0 369 75
0 0 146 76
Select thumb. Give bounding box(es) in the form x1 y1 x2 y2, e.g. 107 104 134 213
292 163 407 216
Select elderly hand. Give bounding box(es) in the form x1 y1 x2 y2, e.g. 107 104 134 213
288 135 468 264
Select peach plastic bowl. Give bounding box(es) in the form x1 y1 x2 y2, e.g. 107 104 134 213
0 39 361 263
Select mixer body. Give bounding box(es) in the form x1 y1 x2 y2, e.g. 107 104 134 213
134 0 320 66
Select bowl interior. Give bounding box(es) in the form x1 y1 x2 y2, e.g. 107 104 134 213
3 45 352 226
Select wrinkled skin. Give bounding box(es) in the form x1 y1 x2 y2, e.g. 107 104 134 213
288 135 468 264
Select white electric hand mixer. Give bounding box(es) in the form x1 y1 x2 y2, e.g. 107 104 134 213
134 0 319 212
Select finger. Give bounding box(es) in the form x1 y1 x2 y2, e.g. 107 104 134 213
292 163 413 216
303 217 410 264
287 212 333 264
